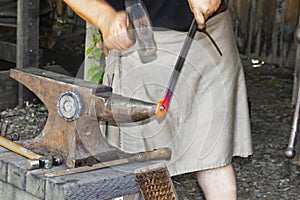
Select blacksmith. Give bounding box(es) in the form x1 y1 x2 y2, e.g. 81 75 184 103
64 0 253 199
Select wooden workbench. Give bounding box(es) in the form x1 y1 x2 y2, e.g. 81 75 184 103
0 145 163 200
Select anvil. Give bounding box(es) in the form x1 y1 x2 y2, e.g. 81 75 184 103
10 67 159 168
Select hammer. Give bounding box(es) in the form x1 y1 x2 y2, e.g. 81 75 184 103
125 0 157 63
0 135 62 170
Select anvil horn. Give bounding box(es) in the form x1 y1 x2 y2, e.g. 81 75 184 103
96 93 157 123
10 67 156 123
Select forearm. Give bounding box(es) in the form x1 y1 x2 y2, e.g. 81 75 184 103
63 0 115 32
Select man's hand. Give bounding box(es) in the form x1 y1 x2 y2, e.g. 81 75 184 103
100 11 134 51
187 0 221 29
63 0 134 51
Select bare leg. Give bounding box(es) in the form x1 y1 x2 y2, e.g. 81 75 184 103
196 164 237 200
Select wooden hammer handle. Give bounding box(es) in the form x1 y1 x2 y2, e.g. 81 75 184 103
0 135 42 160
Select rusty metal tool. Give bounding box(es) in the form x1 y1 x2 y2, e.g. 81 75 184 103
0 135 62 170
285 24 300 158
10 68 158 169
125 0 157 63
43 147 171 177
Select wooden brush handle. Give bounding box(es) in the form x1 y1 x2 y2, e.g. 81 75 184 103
135 147 172 162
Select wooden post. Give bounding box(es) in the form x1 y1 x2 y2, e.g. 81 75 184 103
84 22 98 81
246 0 256 61
16 0 40 106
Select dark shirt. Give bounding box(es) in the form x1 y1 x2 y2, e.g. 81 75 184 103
106 0 194 31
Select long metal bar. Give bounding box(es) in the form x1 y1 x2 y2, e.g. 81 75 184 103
155 3 228 119
44 147 172 177
285 25 300 158
285 74 300 158
155 19 198 119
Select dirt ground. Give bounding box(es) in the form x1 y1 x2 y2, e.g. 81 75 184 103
1 20 300 199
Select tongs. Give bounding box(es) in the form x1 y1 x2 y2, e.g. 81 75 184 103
155 18 222 119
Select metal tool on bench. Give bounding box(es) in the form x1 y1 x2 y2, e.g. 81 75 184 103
0 135 62 170
44 148 171 177
10 67 168 169
285 24 300 159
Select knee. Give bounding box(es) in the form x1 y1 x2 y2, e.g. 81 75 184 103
196 164 237 200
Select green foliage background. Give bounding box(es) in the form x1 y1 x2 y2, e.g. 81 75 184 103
86 32 105 83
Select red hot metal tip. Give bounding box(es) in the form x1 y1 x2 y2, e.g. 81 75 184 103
155 90 172 119
156 101 167 119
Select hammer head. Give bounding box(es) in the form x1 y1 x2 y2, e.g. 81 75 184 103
125 0 157 63
27 155 63 170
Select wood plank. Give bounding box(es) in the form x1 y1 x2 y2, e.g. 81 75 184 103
26 170 47 199
285 0 300 23
44 162 158 200
16 0 40 106
0 140 168 199
0 155 8 182
6 153 28 190
0 151 27 188
0 162 7 182
228 0 299 67
0 70 18 111
0 180 42 200
26 165 67 200
0 70 38 111
0 22 17 28
0 147 9 182
0 41 16 63
228 0 251 55
16 0 39 68
283 0 300 68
